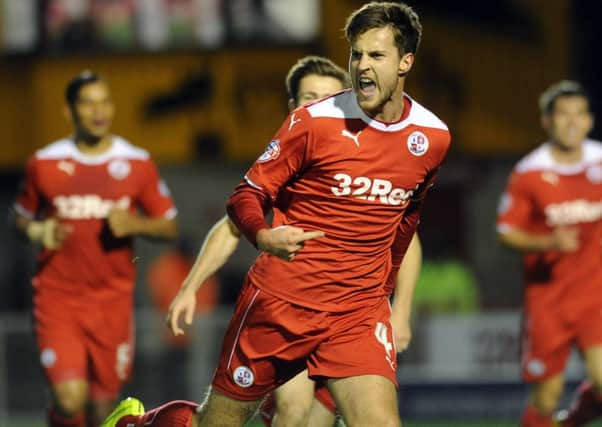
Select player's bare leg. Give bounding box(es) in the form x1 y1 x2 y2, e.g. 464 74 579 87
90 399 117 427
272 370 315 427
306 398 336 427
531 374 565 415
521 373 564 426
584 346 602 396
328 375 400 427
195 388 262 426
49 379 89 426
557 346 602 426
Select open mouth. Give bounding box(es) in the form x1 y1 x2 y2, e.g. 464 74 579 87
92 119 108 127
358 77 377 97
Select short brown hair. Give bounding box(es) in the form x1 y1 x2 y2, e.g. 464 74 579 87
65 70 104 110
285 55 351 103
344 1 422 56
538 80 590 115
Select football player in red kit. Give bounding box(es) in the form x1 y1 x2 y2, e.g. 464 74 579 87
14 71 178 427
103 2 448 426
207 2 449 425
496 80 602 427
102 51 423 427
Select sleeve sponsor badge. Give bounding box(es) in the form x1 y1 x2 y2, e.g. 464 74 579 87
257 139 281 163
158 179 172 196
497 192 512 214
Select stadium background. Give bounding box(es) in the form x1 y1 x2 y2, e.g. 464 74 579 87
0 1 600 426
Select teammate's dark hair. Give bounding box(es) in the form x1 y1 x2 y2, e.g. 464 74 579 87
539 80 591 115
285 56 351 104
345 1 422 56
65 70 103 110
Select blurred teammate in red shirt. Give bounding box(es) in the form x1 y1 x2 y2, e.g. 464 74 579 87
14 71 178 427
496 80 602 427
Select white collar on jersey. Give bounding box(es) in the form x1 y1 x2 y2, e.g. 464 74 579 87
516 139 602 175
35 136 149 164
306 89 448 133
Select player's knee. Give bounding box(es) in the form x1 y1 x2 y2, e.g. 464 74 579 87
347 414 399 427
199 390 259 425
53 389 88 417
273 391 313 426
274 402 311 426
344 406 400 427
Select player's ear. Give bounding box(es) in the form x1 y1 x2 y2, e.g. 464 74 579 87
63 105 74 122
288 98 296 112
398 52 414 77
585 111 594 135
540 114 551 131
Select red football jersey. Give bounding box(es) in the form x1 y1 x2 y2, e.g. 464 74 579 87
384 201 423 295
15 136 176 293
242 90 450 311
497 140 602 309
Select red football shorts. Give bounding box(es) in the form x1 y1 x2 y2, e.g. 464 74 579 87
521 301 602 382
314 383 337 414
212 277 397 400
33 277 135 400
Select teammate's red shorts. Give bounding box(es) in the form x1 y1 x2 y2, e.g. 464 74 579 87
314 383 337 414
33 276 135 400
521 301 602 382
212 277 397 400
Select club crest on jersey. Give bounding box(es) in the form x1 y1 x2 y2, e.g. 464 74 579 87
108 159 131 180
257 139 280 163
233 366 254 388
407 131 429 156
586 165 602 184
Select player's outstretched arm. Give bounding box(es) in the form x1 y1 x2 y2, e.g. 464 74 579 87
498 226 579 253
167 215 241 336
390 232 422 352
107 208 178 240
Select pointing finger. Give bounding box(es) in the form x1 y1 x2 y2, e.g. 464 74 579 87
296 230 325 243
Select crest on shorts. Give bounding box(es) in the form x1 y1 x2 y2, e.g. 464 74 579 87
407 131 429 156
526 359 546 377
257 140 280 163
40 348 57 368
108 159 131 180
233 366 254 388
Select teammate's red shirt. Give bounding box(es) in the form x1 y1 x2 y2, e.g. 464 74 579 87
497 140 602 311
15 136 176 293
232 90 450 311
